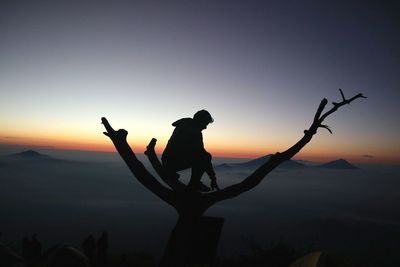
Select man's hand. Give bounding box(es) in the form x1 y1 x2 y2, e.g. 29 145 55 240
210 177 220 191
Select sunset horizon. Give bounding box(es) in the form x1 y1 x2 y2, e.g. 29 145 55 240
2 1 399 169
1 2 400 265
1 132 397 165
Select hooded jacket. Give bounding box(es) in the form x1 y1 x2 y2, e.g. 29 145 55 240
162 118 207 163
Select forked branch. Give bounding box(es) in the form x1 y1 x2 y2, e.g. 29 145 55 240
101 89 365 211
145 138 187 192
203 89 366 206
101 117 176 207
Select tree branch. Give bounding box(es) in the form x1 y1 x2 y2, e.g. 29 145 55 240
204 90 366 206
323 91 367 122
144 138 187 192
101 117 176 207
101 90 366 212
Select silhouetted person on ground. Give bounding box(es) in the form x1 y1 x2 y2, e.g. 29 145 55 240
162 110 219 192
22 236 31 262
117 254 130 267
31 234 42 261
22 234 42 266
81 234 96 262
97 231 109 267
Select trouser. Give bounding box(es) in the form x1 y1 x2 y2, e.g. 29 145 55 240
163 152 215 188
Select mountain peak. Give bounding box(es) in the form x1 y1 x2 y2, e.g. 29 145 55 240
18 150 41 156
318 158 358 170
215 154 306 170
8 150 49 159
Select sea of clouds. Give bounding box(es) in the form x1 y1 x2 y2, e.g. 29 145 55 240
1 148 399 265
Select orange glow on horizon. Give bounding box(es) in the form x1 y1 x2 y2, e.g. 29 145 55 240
1 135 399 165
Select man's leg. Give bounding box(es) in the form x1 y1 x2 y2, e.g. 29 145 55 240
164 153 212 192
162 160 179 180
188 165 206 190
188 152 213 191
162 155 192 180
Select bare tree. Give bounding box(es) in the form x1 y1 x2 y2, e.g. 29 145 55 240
101 89 366 266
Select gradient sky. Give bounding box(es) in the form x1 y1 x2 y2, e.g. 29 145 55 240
1 1 399 164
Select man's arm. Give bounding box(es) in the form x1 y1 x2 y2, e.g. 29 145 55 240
203 152 219 191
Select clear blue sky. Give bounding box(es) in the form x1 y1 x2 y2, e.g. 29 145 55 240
0 1 399 163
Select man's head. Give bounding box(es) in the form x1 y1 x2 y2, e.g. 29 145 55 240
193 110 213 130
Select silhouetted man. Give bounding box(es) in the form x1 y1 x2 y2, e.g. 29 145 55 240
162 110 219 192
97 231 108 267
31 234 42 261
22 234 41 266
22 236 31 262
81 234 96 261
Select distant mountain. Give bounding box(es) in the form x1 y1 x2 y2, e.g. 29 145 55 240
215 156 359 171
215 163 234 171
1 150 101 166
215 154 307 171
238 154 307 169
7 150 51 159
3 150 70 164
238 155 274 168
316 159 359 170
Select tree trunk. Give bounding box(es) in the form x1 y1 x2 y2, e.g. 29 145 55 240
160 212 224 267
160 213 202 267
101 89 365 267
